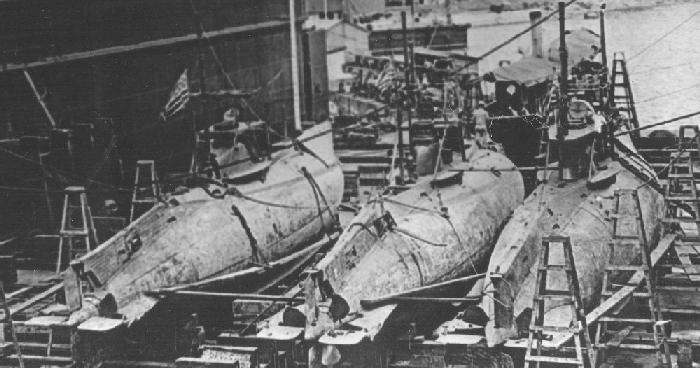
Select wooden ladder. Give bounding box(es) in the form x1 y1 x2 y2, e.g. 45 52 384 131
610 52 639 134
662 125 700 283
0 282 24 368
524 236 593 368
56 186 97 273
663 125 700 236
596 189 671 367
130 160 160 223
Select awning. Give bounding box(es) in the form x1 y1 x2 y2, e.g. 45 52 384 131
486 57 556 87
548 28 600 64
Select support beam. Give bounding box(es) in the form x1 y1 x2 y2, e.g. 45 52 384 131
9 283 63 317
149 290 305 303
360 273 486 308
23 70 56 128
2 20 290 73
556 233 676 348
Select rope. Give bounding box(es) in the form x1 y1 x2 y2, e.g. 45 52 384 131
347 222 379 238
638 82 700 104
633 132 700 192
230 204 266 264
190 176 323 209
628 9 700 61
449 0 579 77
188 0 285 138
379 197 448 217
0 145 129 193
631 61 692 76
614 110 700 137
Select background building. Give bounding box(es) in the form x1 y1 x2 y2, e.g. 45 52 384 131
0 0 328 235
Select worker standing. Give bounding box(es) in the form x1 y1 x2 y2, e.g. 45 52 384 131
472 101 490 148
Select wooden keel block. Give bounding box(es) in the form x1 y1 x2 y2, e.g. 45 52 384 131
74 317 126 368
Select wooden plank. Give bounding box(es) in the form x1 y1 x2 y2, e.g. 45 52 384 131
8 283 62 318
606 326 634 348
151 290 305 303
359 273 486 309
554 234 676 348
675 244 700 282
587 234 675 323
100 360 175 368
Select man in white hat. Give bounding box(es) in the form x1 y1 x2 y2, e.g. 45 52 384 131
472 101 490 148
222 107 260 162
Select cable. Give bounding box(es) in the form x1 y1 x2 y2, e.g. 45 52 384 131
188 0 285 139
638 82 700 104
630 61 691 76
633 132 699 192
628 8 700 61
450 0 579 77
614 110 700 137
0 145 127 192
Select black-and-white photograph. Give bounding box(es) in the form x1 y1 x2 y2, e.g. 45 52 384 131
0 0 698 366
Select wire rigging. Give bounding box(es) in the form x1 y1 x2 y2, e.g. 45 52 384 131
628 9 700 61
450 0 579 77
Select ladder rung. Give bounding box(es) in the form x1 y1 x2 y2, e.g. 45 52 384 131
606 265 646 272
539 265 572 271
530 325 581 333
601 291 650 298
609 239 641 247
613 235 640 240
665 196 700 202
133 199 158 204
599 317 655 324
60 230 89 236
525 356 584 365
663 217 700 224
667 173 695 178
613 343 659 351
542 236 571 243
609 213 641 220
660 307 700 315
536 294 573 301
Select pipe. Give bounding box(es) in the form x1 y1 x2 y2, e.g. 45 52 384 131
408 43 415 153
600 1 608 71
529 10 543 58
289 0 302 131
557 1 568 180
397 108 406 184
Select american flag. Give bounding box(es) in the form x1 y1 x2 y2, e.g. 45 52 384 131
161 69 190 120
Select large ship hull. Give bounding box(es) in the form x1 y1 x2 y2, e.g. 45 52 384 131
64 122 344 323
301 149 524 341
482 136 665 346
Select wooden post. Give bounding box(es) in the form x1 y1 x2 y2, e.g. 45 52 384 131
191 0 206 174
38 151 55 229
599 1 608 72
289 0 302 132
402 12 414 157
397 108 405 185
408 43 415 154
557 1 568 180
23 70 57 129
0 281 25 368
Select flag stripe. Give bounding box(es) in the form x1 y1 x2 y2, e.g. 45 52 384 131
162 69 190 119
